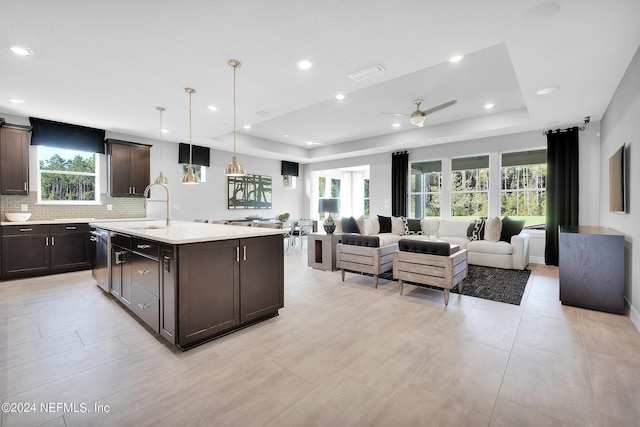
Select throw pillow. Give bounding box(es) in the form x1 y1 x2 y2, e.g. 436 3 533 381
391 216 405 235
483 216 502 242
403 217 424 235
378 215 392 233
341 216 360 234
500 216 526 242
466 218 486 241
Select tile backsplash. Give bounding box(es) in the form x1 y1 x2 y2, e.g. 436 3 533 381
0 192 145 221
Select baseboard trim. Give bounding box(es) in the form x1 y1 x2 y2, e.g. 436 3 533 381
529 256 545 264
626 298 640 333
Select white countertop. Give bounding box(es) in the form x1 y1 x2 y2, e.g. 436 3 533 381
89 220 285 245
1 217 150 226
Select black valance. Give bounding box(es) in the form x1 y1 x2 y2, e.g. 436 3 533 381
281 161 299 177
178 143 210 167
29 117 105 154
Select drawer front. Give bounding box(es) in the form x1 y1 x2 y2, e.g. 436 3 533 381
2 224 49 236
132 253 159 296
50 223 90 234
111 233 131 249
132 237 159 259
131 284 160 332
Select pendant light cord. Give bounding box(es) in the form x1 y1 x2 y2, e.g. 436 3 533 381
189 90 193 165
233 63 237 157
159 107 164 171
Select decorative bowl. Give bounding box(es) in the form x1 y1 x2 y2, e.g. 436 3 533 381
5 212 32 222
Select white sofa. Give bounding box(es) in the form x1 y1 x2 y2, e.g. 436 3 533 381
337 216 529 270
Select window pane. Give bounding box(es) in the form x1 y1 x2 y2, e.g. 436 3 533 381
410 160 442 218
40 173 96 201
183 164 204 181
451 192 488 219
500 161 546 226
39 146 96 173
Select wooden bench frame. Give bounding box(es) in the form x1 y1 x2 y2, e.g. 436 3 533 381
336 243 398 288
393 249 468 305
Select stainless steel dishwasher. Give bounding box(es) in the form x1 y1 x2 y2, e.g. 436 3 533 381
90 228 110 292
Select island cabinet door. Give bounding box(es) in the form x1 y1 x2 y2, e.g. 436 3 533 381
239 234 284 324
177 239 240 348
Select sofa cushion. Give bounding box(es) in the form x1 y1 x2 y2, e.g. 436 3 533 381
355 216 371 235
440 236 469 249
378 233 401 246
467 240 513 255
341 234 379 247
342 216 360 234
398 239 451 256
500 216 525 242
439 220 472 237
483 216 502 242
391 216 405 235
421 219 440 234
467 218 486 241
402 217 424 235
378 215 392 233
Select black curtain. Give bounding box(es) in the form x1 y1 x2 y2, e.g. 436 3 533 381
545 127 580 265
392 151 409 216
29 117 106 154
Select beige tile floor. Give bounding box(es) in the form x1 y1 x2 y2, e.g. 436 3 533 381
1 248 639 426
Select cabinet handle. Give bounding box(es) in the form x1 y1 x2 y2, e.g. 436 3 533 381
46 237 49 246
65 226 77 230
137 269 150 275
51 237 55 245
137 244 151 249
115 251 123 264
24 182 27 191
19 228 33 232
137 303 150 309
163 255 171 273
243 246 247 261
132 187 136 194
90 237 98 242
235 246 239 262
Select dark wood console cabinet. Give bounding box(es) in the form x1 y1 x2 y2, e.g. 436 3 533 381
559 226 625 314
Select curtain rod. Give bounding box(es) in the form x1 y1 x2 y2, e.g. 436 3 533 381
543 126 585 135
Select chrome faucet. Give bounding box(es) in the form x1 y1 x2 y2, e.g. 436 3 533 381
143 183 171 227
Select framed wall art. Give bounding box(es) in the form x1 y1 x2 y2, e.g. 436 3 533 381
228 174 272 209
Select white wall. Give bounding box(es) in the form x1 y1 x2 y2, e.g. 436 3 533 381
600 44 640 330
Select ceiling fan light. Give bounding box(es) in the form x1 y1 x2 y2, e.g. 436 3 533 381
224 156 246 176
410 113 426 127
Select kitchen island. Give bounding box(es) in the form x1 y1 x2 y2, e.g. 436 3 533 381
90 220 284 350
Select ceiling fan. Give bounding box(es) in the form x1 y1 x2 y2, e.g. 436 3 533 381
382 98 457 127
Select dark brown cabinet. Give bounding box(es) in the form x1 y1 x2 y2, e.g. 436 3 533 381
0 125 30 195
1 223 90 279
175 234 283 349
107 139 150 197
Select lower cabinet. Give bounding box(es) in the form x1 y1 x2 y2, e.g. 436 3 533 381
1 223 90 279
101 232 283 350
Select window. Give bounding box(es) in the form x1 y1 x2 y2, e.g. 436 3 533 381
182 164 206 182
501 150 547 226
363 179 370 218
410 160 442 218
451 155 489 219
38 146 99 203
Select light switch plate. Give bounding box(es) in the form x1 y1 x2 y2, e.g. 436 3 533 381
107 204 113 211
20 204 28 212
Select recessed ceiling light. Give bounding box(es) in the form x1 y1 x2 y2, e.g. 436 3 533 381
484 103 495 109
392 123 401 128
243 125 251 130
161 129 169 133
282 134 289 138
536 86 560 95
306 141 315 145
9 46 32 56
297 59 313 70
207 105 218 111
449 55 464 63
335 93 345 100
8 98 25 104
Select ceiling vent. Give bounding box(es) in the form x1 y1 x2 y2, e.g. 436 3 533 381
347 64 387 82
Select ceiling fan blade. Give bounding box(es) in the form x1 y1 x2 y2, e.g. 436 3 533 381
380 112 409 117
421 99 457 116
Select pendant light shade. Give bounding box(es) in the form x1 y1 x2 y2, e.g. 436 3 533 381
182 87 199 184
154 106 169 185
224 59 246 177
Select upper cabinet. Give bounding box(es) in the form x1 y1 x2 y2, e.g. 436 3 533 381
107 139 150 197
0 124 30 195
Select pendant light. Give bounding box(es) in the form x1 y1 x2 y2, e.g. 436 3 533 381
153 106 169 185
182 87 199 184
224 59 246 176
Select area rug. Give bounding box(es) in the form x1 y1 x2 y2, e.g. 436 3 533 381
378 265 531 305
